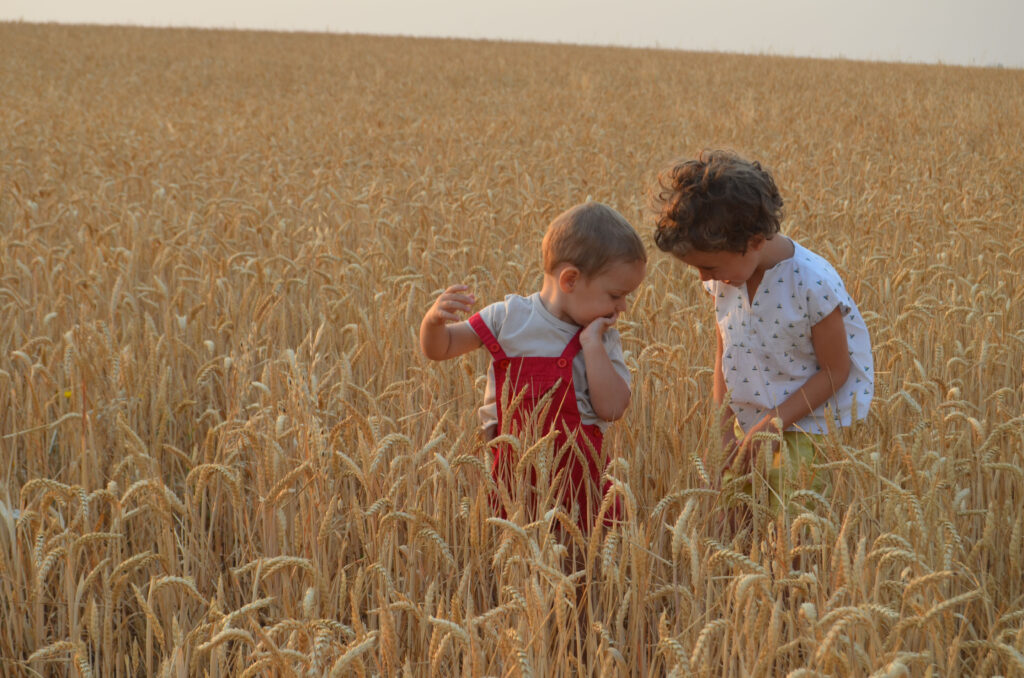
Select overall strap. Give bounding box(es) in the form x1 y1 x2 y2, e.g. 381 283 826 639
468 313 508 360
559 330 584 361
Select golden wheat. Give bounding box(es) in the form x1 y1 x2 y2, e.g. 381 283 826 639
1 20 1023 677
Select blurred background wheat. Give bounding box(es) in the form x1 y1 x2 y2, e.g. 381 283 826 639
1 22 1022 677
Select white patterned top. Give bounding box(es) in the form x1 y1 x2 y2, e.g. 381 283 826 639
704 240 874 434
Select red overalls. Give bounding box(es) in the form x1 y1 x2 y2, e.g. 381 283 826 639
468 313 619 533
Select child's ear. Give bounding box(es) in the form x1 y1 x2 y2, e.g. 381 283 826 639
748 235 767 251
558 266 580 292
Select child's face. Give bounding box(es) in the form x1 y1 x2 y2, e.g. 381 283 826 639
564 259 646 326
679 238 765 286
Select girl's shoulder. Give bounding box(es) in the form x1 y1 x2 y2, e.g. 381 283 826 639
790 241 839 275
784 241 849 288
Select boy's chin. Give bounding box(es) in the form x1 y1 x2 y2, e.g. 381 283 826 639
579 313 616 326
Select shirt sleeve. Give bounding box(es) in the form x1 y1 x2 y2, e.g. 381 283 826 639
804 268 853 326
473 299 508 337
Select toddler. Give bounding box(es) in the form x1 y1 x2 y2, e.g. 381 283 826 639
420 202 647 532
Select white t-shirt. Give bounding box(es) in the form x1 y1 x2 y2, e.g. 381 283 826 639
704 240 874 434
473 293 631 433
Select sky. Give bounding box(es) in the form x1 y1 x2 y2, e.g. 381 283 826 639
5 0 1024 69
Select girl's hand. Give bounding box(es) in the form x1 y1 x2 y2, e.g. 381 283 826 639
424 285 476 325
580 312 618 348
732 415 782 474
720 423 742 478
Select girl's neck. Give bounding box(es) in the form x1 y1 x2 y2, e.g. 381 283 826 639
747 236 794 301
758 236 794 270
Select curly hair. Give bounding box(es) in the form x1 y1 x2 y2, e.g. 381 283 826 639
652 149 784 256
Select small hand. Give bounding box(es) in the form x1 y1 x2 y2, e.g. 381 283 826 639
424 285 476 325
720 424 745 478
733 415 782 473
703 450 725 489
580 312 618 348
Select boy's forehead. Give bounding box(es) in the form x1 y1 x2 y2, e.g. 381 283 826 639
598 259 646 286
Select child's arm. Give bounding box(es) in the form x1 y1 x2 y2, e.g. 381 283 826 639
419 285 482 360
714 325 739 447
580 315 631 421
739 306 852 450
715 325 742 479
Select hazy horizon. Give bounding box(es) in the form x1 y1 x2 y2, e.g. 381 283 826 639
5 0 1024 69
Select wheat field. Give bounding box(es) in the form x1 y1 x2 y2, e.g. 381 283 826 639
1 21 1023 677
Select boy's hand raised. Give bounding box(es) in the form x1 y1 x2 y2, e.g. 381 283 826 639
423 285 476 325
420 284 482 361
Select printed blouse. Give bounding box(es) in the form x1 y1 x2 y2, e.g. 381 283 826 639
704 240 874 434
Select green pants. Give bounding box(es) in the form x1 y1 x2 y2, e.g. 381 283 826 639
723 422 828 516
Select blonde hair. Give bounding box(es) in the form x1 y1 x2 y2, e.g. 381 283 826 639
542 202 646 277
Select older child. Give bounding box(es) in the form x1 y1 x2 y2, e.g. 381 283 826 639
653 150 873 513
420 202 646 533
